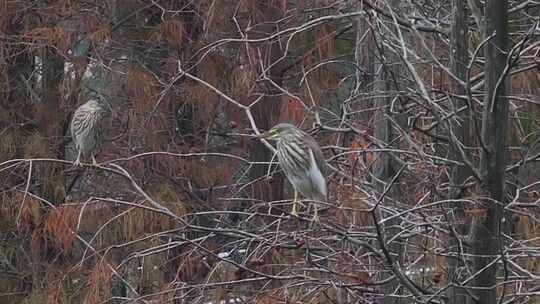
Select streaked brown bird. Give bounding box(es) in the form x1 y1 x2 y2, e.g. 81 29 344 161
258 123 327 222
70 98 107 166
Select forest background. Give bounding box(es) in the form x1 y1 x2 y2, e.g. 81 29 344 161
0 0 539 303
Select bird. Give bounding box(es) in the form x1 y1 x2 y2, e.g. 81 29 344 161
70 98 107 166
258 123 327 222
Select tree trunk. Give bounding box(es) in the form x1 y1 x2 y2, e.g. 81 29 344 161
248 2 285 206
374 65 403 304
41 48 64 144
373 1 409 302
447 1 471 303
471 1 509 303
40 47 64 203
373 28 403 304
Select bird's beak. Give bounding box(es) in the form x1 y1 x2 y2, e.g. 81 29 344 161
253 128 277 140
257 131 270 139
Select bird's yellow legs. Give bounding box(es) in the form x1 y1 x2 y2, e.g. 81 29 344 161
291 189 299 217
312 204 319 223
291 190 320 224
74 150 82 167
91 154 98 166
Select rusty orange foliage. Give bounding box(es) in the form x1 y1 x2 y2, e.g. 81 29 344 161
183 81 219 125
277 0 288 13
335 186 371 226
128 66 160 145
24 26 73 54
512 69 540 93
72 202 114 239
82 15 111 46
0 193 20 229
348 135 371 164
255 291 281 304
16 195 42 234
43 206 77 253
142 115 170 150
117 202 180 242
0 131 17 163
0 1 12 34
302 67 339 106
315 23 336 60
148 183 187 216
512 214 540 272
236 0 258 16
231 64 256 100
30 227 44 257
184 158 233 188
147 151 186 179
279 96 305 124
343 271 371 284
198 0 238 32
83 261 114 304
46 281 62 304
465 208 488 217
433 67 449 91
119 197 185 241
83 15 102 32
39 0 73 18
176 253 208 282
319 68 341 90
156 19 185 50
88 26 111 46
128 64 156 100
200 53 227 89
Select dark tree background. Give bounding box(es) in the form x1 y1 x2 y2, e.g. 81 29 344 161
0 1 538 303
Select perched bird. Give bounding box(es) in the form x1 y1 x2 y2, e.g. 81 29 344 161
70 98 107 166
258 123 327 222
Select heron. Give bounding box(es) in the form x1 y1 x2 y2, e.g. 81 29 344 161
70 98 107 166
258 123 327 222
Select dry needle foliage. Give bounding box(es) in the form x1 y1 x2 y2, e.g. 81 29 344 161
0 1 10 34
43 206 78 253
278 96 305 124
119 202 180 242
198 0 237 32
315 23 336 60
45 279 65 304
0 132 17 162
154 19 186 50
84 15 111 47
1 1 539 303
183 158 233 189
128 64 157 107
16 195 42 234
231 63 256 101
513 214 540 273
24 27 73 54
183 81 219 126
83 261 114 304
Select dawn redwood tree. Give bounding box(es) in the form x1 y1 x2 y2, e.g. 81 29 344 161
471 0 510 303
0 1 538 304
247 1 286 211
371 11 405 304
446 0 471 302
